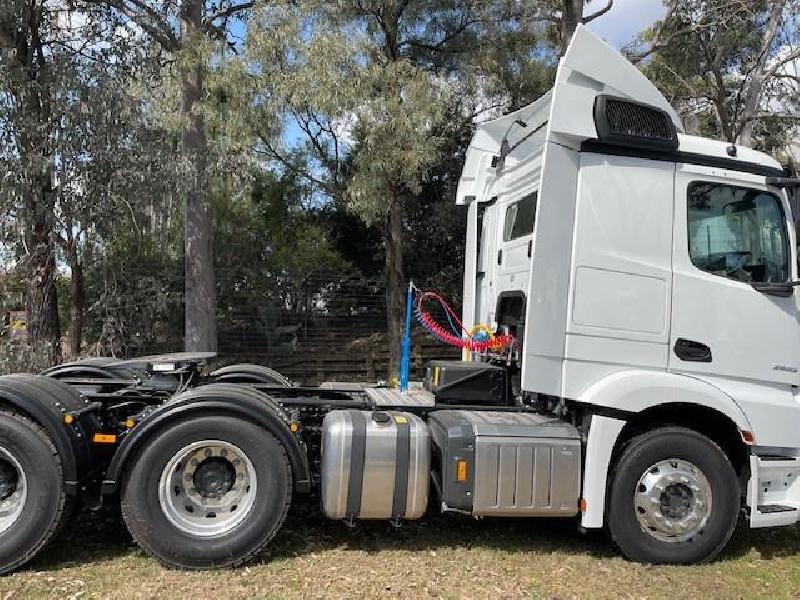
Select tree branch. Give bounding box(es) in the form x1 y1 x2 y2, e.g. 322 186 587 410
398 17 480 55
102 0 180 50
256 136 338 196
629 0 682 64
765 47 800 79
208 1 255 22
583 0 614 24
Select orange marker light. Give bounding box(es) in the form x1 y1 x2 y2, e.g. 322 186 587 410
740 430 755 445
456 459 468 482
63 414 75 425
92 433 117 444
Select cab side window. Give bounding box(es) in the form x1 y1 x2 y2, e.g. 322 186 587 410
687 182 789 283
502 192 537 242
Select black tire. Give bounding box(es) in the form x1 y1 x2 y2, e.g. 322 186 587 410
0 411 70 575
607 426 739 564
121 415 292 569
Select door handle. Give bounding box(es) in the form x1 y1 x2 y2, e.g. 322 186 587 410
527 240 532 257
674 338 712 362
497 249 503 265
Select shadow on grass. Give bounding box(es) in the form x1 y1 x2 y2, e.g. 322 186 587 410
262 501 618 563
23 499 800 572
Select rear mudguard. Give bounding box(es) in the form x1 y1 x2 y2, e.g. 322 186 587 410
0 374 98 496
102 383 311 495
210 364 293 387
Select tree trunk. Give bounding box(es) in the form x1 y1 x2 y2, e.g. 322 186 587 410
560 0 584 56
8 4 61 364
65 245 84 359
384 187 404 381
24 177 61 364
735 0 786 147
181 0 217 352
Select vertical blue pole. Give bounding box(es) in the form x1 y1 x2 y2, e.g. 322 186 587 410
399 281 413 391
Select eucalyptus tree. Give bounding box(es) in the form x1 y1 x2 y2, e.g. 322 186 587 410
633 0 800 148
96 0 258 352
0 1 133 360
246 0 555 377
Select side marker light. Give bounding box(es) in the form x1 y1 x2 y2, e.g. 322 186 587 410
456 459 468 482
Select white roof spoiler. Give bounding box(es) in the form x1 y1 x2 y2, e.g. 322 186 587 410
456 24 683 205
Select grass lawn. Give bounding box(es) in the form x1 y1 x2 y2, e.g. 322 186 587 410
1 503 798 599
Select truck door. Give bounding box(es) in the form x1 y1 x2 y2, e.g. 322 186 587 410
493 191 537 324
669 166 800 443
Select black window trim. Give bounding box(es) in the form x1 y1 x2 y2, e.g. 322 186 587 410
686 180 791 289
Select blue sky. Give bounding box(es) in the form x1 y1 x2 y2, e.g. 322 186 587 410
588 0 666 48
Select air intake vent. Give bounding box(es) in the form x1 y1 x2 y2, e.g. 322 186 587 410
593 95 678 151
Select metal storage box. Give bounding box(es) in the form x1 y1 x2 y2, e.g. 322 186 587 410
428 410 581 517
321 410 430 521
424 360 508 406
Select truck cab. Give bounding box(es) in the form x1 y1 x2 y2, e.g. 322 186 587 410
459 24 800 548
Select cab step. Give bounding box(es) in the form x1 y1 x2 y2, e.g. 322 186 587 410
748 455 800 528
756 504 798 514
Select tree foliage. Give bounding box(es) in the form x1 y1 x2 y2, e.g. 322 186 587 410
634 0 800 151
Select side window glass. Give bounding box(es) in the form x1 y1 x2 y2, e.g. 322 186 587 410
502 192 537 242
687 182 789 283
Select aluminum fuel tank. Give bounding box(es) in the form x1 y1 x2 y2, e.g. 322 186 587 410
321 410 430 521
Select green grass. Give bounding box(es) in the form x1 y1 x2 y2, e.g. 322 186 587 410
1 504 799 599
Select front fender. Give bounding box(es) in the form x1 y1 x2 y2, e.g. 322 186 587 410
578 370 753 433
102 383 311 495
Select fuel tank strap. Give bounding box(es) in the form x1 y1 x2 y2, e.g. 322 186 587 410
392 414 410 519
345 410 367 519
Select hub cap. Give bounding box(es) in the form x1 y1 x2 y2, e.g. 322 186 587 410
634 458 712 543
158 440 257 537
0 447 27 536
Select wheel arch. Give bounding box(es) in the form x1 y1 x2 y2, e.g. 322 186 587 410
611 402 750 480
103 383 310 496
578 370 753 529
0 375 95 496
579 370 753 434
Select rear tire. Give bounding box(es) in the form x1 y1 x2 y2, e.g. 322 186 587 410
608 426 739 564
0 411 70 574
121 415 292 569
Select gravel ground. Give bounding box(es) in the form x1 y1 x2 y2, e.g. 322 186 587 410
1 502 798 599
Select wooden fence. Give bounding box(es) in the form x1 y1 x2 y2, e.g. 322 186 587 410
227 334 460 386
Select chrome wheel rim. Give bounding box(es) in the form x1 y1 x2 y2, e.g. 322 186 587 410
0 446 27 536
158 440 257 537
634 458 712 543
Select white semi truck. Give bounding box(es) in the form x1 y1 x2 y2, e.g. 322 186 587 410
0 25 797 573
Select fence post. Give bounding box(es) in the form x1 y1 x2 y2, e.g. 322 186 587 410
316 355 324 385
367 349 375 382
